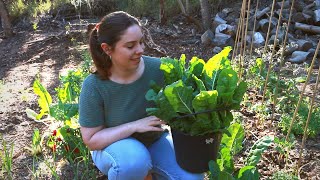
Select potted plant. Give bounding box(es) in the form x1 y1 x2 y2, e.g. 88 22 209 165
146 46 247 173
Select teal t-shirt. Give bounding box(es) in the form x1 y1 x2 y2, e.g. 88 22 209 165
79 56 164 146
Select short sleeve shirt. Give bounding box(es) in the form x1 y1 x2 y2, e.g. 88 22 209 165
79 56 164 146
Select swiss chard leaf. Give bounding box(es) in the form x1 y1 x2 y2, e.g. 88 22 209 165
203 46 232 90
187 56 205 77
246 136 274 166
218 110 233 128
216 69 238 93
221 122 245 155
146 90 178 121
209 160 221 180
217 147 234 173
163 80 194 115
237 166 259 180
160 57 184 85
191 90 220 135
216 69 238 107
33 79 52 119
231 81 248 109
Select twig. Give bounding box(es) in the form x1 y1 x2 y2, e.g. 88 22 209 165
26 31 64 45
142 26 167 56
298 160 320 179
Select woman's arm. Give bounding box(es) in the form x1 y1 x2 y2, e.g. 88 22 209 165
80 116 165 150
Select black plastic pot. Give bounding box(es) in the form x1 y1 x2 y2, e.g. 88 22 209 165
171 129 222 173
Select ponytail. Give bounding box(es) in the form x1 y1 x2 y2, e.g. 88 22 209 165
89 28 112 80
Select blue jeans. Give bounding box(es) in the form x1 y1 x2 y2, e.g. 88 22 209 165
91 132 204 180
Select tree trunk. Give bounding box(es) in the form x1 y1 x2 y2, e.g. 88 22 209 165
0 0 13 38
176 0 203 31
199 0 211 30
177 0 186 15
185 0 190 14
159 0 167 25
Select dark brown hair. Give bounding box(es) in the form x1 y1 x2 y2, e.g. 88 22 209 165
89 11 141 80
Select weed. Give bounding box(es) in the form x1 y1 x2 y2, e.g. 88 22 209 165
279 102 320 137
269 170 298 180
32 22 38 31
274 135 296 169
25 129 44 156
0 134 14 180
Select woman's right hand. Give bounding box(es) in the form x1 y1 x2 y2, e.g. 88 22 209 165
130 116 166 133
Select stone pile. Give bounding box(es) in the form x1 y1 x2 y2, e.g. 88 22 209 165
202 0 320 65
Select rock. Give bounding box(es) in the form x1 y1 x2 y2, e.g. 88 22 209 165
201 29 214 46
253 32 265 47
316 0 320 8
289 51 311 63
275 9 294 21
303 12 314 24
245 34 252 44
269 34 281 46
215 24 234 36
292 12 306 23
214 14 227 24
276 0 291 9
284 42 299 56
213 46 222 54
222 8 233 15
297 39 313 51
217 11 227 19
259 19 276 33
314 9 320 25
256 7 270 19
269 28 286 45
212 33 234 47
308 48 320 58
294 1 307 12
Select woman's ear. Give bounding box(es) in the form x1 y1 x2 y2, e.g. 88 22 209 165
101 43 112 56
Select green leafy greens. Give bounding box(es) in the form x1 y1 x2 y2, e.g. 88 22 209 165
146 47 247 135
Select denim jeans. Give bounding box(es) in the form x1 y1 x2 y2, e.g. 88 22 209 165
91 132 204 180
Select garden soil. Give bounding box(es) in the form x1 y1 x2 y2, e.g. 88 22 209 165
1 8 320 180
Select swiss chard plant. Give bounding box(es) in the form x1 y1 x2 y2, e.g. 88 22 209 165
146 47 247 135
209 123 274 180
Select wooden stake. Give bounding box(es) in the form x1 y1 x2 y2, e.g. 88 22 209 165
262 0 286 120
273 0 296 124
239 0 247 79
262 0 277 55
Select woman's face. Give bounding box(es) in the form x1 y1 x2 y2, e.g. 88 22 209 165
108 24 145 72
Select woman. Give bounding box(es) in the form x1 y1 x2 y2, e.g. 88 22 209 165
79 11 204 180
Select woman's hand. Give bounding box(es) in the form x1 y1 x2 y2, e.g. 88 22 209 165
80 116 165 150
130 116 165 133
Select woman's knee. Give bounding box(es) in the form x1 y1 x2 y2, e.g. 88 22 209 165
93 138 152 179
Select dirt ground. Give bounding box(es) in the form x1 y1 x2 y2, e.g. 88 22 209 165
1 9 320 180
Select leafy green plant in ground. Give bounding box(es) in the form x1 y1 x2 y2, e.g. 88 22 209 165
208 122 274 180
25 50 96 178
274 135 296 170
9 0 69 19
0 134 14 180
269 170 298 180
25 128 43 156
278 100 320 138
246 58 267 94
